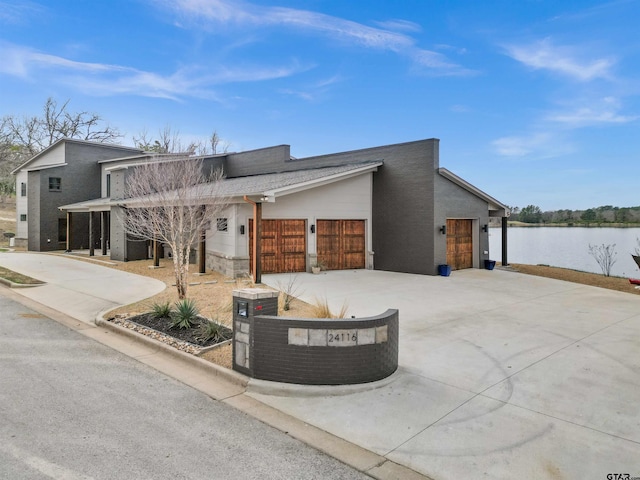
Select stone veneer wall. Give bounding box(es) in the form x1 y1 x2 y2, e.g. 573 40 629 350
232 288 398 385
206 251 250 278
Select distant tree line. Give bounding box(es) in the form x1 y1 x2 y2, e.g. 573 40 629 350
510 204 640 225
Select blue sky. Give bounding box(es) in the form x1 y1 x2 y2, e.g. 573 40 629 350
1 0 639 211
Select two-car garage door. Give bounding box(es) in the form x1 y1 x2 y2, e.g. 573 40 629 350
249 219 365 274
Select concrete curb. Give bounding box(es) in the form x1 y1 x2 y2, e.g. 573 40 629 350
0 277 45 288
95 314 249 388
247 368 403 397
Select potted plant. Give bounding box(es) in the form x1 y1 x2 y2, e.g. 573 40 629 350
438 264 452 276
311 260 326 274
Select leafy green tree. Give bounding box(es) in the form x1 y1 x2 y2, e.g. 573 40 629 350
519 204 543 223
581 209 597 223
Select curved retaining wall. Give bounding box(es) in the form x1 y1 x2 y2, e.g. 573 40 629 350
233 304 398 385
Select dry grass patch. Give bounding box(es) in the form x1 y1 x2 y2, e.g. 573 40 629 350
508 263 640 295
0 266 44 285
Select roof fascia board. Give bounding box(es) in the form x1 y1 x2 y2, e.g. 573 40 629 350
25 162 68 172
263 162 382 200
12 138 143 174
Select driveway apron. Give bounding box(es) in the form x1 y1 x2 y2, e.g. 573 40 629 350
258 269 640 479
0 252 165 323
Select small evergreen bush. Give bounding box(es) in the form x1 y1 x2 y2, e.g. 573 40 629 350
197 318 225 343
171 298 199 329
151 301 172 319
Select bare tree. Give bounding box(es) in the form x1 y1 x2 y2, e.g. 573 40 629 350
588 243 617 276
122 158 228 299
133 125 187 154
0 98 122 192
134 126 229 156
1 97 121 155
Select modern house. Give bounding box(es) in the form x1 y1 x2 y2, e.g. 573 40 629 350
12 139 144 251
17 137 510 277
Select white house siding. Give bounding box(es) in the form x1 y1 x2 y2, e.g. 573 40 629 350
205 204 238 257
27 142 66 169
15 170 29 239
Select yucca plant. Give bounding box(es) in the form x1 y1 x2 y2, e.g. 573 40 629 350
171 298 199 329
197 318 225 343
150 301 172 319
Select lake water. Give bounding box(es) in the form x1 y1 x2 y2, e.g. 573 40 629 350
488 227 640 278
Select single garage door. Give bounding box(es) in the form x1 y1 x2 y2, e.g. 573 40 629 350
249 219 306 273
317 220 365 270
446 219 473 270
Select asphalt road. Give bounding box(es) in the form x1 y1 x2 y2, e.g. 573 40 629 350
0 293 369 480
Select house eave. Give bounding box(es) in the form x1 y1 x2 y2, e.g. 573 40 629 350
263 162 382 200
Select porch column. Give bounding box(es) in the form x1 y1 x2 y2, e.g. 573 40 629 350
89 212 95 256
243 196 262 284
66 212 72 252
198 229 206 274
153 238 160 267
501 216 508 266
254 202 262 284
101 211 107 255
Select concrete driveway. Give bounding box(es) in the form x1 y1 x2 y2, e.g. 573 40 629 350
0 252 165 323
257 269 640 479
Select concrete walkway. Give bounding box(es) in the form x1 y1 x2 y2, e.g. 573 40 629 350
1 251 639 479
258 269 640 479
0 252 165 323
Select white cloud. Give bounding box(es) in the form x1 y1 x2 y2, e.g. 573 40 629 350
504 38 615 81
278 74 344 101
373 19 422 33
546 97 638 126
0 41 308 100
156 0 474 76
0 1 45 24
492 132 574 158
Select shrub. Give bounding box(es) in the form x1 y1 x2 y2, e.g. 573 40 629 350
277 274 302 312
197 318 226 343
311 296 349 319
150 301 172 319
588 243 617 277
171 298 199 329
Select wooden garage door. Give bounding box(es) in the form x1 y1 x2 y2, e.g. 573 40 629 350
317 220 365 270
249 219 306 273
446 219 473 270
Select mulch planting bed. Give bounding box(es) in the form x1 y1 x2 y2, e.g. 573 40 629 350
107 313 232 355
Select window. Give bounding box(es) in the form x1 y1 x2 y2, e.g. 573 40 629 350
49 177 61 191
106 174 111 197
21 182 26 196
20 214 27 221
216 218 228 232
